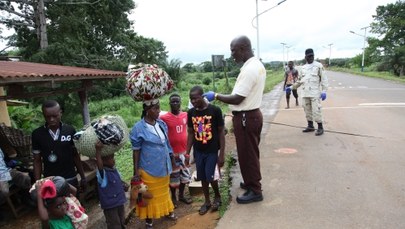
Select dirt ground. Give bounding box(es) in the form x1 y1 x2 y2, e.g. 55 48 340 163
0 123 237 229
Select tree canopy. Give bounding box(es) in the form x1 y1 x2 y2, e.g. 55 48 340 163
0 0 168 71
371 0 405 76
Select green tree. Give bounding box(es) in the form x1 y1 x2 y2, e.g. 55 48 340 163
199 61 213 72
1 0 168 71
182 63 197 73
161 58 183 88
371 1 405 76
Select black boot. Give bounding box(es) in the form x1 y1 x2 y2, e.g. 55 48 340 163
315 123 324 136
303 121 315 132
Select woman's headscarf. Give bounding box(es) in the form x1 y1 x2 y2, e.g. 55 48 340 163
141 99 159 118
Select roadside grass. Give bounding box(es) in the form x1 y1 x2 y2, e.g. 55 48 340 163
264 70 284 93
331 67 405 84
218 153 237 217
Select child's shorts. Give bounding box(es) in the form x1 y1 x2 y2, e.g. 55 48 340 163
169 153 192 188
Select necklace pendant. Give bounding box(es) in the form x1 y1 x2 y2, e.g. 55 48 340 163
48 151 58 163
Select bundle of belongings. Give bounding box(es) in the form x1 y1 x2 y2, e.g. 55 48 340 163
73 115 129 157
126 63 174 101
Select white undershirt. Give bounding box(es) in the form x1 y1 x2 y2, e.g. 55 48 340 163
146 122 165 143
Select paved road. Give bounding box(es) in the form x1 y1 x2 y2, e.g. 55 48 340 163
217 71 405 229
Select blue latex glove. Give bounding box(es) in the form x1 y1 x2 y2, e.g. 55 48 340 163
320 92 327 101
6 160 19 168
203 91 215 102
285 86 292 93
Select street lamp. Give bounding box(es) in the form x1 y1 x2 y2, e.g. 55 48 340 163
280 42 287 67
327 43 333 66
252 0 287 60
350 26 370 72
286 45 292 61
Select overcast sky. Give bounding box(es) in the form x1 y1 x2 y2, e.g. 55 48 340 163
0 0 397 64
130 0 397 64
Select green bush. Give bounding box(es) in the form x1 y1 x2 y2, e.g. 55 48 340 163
8 105 43 133
202 77 212 85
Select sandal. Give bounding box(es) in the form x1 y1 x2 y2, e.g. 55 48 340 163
179 196 193 204
199 203 211 215
145 222 153 229
165 212 178 221
211 198 222 212
145 219 153 229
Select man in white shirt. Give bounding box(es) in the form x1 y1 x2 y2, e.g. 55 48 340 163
204 35 265 204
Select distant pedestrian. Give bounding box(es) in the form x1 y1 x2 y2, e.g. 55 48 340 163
187 86 225 215
204 35 265 204
160 93 193 207
283 61 299 109
95 141 128 229
286 48 328 136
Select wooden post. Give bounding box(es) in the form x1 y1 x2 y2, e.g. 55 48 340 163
0 87 11 126
78 80 92 125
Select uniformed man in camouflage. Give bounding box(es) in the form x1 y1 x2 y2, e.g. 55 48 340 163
286 48 328 136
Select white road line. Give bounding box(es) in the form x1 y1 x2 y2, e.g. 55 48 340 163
279 105 405 111
329 87 404 90
359 103 405 106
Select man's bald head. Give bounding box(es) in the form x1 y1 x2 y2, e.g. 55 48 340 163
230 35 254 64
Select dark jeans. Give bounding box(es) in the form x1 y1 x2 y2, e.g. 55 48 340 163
104 205 126 229
232 109 263 194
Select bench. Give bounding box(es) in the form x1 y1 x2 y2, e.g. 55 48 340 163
0 123 32 168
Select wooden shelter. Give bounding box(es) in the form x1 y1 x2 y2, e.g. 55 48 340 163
0 60 127 125
0 60 127 218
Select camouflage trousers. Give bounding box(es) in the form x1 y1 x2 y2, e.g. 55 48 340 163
302 97 323 123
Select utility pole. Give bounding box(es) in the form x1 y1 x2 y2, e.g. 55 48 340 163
328 43 333 66
281 42 287 68
360 26 369 72
252 0 287 61
350 26 370 72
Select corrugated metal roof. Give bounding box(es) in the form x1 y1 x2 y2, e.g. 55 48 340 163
0 61 126 84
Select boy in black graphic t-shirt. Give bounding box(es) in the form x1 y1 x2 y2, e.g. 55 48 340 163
186 86 225 215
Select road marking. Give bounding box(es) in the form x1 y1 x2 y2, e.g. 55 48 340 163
280 105 405 111
329 87 404 90
359 103 405 106
274 148 297 154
